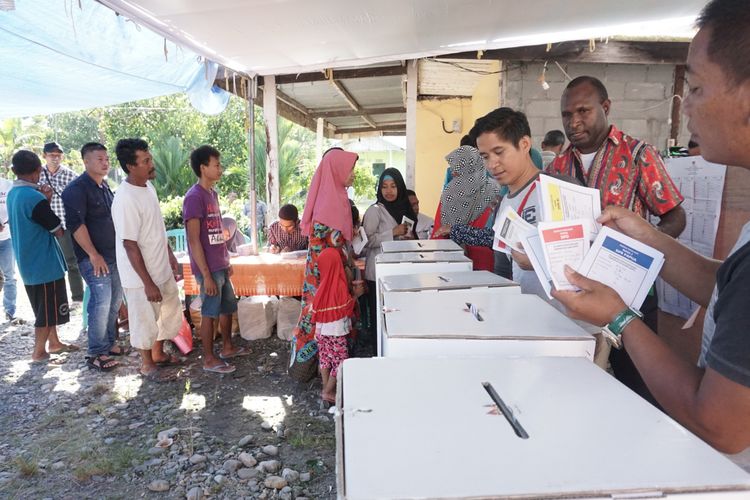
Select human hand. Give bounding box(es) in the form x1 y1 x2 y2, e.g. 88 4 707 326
144 281 163 302
281 246 291 253
433 224 451 238
392 223 408 237
598 205 657 243
90 253 109 277
510 248 532 270
203 275 218 296
352 280 366 299
168 252 179 274
39 184 53 201
551 265 627 326
269 245 281 254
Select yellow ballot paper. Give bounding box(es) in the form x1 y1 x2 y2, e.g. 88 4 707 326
538 174 601 241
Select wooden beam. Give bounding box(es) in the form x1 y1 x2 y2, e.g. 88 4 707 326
448 40 690 65
405 60 417 188
329 79 377 128
262 65 406 85
313 106 406 118
338 124 405 134
670 65 686 143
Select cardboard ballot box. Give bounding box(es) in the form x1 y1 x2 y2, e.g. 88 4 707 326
374 251 473 355
381 289 594 359
336 357 750 499
381 239 463 253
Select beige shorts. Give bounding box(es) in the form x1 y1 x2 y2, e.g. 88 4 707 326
124 279 183 350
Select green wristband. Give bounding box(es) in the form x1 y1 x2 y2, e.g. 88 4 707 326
602 307 642 349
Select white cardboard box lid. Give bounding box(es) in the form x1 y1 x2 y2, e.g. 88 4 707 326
375 251 472 264
381 270 519 292
381 239 463 253
339 357 750 499
383 290 590 340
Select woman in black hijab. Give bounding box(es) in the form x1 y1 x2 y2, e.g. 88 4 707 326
372 168 418 239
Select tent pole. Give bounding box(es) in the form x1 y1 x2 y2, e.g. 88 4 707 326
247 76 258 255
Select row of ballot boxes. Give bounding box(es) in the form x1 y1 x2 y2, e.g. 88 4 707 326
333 239 750 498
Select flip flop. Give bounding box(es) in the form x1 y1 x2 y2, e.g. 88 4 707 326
154 355 184 367
203 362 236 374
49 344 81 354
218 346 251 360
140 369 177 383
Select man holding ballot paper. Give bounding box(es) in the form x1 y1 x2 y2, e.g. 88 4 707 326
554 0 750 463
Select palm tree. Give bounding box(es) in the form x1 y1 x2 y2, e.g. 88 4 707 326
150 135 193 199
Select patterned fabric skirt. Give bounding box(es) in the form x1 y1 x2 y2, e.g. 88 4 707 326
315 332 349 378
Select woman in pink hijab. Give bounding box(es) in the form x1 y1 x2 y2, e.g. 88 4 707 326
289 148 359 381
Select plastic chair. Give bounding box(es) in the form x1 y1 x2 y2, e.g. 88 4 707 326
166 228 187 252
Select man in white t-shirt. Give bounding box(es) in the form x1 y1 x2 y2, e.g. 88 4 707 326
0 176 20 323
112 138 182 381
406 189 434 240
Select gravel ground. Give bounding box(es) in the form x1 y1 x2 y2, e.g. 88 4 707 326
0 286 338 499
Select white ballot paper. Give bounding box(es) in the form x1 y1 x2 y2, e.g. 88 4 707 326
538 174 602 240
492 206 535 254
520 231 554 299
351 226 368 255
538 220 589 291
401 215 415 234
577 226 664 310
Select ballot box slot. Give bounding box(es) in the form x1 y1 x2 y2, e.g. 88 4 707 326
465 302 484 321
482 382 529 439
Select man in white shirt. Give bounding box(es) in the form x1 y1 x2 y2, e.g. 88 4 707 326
406 189 434 240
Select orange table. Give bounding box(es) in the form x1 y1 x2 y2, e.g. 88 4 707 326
181 255 365 297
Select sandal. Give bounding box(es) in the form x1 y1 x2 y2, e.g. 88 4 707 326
108 345 130 356
203 362 236 374
86 354 118 372
218 345 251 360
140 369 177 383
49 344 81 354
154 355 183 367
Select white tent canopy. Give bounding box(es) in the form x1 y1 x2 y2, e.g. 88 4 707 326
99 0 705 77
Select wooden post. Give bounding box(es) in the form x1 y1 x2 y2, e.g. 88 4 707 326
316 117 324 164
247 77 258 255
405 60 418 188
670 65 686 146
263 74 280 229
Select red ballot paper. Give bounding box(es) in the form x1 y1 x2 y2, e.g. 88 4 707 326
538 220 589 291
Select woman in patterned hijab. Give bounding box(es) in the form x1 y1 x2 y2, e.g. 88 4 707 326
438 146 500 227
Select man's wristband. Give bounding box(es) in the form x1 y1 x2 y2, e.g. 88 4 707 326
602 307 642 350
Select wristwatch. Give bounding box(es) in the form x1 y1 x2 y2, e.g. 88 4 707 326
602 307 642 350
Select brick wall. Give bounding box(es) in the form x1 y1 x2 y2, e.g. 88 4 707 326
503 61 690 152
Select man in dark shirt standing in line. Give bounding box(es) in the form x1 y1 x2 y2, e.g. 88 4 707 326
62 143 122 372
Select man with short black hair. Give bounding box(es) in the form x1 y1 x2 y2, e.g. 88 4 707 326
540 129 566 167
40 142 84 302
267 203 308 253
406 189 434 240
62 142 122 372
553 0 750 463
545 74 687 406
184 145 247 374
8 150 78 362
112 138 182 381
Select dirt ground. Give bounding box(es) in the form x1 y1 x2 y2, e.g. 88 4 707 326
0 289 339 499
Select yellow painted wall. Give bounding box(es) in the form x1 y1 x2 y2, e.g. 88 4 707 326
414 61 501 219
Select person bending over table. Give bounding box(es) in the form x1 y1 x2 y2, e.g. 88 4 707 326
267 204 308 254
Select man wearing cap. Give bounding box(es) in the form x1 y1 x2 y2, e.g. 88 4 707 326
40 142 84 302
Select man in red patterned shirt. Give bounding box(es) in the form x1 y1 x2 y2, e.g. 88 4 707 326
546 76 686 405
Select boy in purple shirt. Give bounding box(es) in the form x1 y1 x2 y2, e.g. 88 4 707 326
184 146 248 374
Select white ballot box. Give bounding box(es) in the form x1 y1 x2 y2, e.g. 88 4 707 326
381 239 463 253
381 290 594 359
336 357 750 499
374 251 473 355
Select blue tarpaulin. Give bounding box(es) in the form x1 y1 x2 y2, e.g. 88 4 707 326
0 0 229 118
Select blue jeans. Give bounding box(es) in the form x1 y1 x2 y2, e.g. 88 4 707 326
195 268 238 318
0 239 17 317
79 258 123 356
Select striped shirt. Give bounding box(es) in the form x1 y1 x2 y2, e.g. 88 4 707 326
39 165 77 229
267 220 308 251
